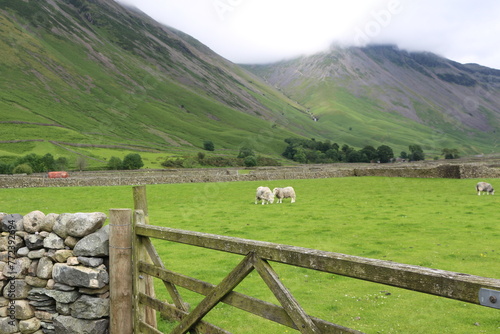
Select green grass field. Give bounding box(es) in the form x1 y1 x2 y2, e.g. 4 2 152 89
1 177 499 333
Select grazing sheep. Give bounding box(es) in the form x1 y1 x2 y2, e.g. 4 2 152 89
476 182 494 195
255 186 274 205
272 187 296 203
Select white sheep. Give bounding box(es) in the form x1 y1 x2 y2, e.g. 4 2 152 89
476 182 494 195
255 186 274 205
272 187 296 203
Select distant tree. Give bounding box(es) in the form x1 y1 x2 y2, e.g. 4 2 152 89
360 145 378 162
325 148 341 162
13 163 33 175
376 145 394 163
400 151 408 160
244 156 257 167
55 157 68 170
15 153 44 173
237 146 255 159
203 140 215 151
0 162 12 174
107 156 123 170
40 153 56 171
197 152 205 161
293 147 307 163
122 153 144 170
340 144 354 162
409 144 425 161
317 140 333 153
441 148 460 159
346 150 367 163
305 150 320 162
76 156 87 171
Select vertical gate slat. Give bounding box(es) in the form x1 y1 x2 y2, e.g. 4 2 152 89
133 186 157 328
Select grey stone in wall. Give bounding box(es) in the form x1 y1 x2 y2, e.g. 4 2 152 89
12 300 35 320
63 236 79 249
0 297 9 307
4 257 31 279
70 295 109 319
52 264 109 289
36 257 53 280
0 317 18 334
28 259 38 276
77 257 103 268
24 234 44 250
52 214 71 239
53 283 75 292
52 249 73 263
53 315 109 334
22 211 45 234
41 289 80 304
43 233 65 250
78 285 109 296
1 214 23 232
24 276 47 288
2 279 31 300
56 302 71 315
73 225 109 257
27 249 46 259
16 247 29 257
67 212 107 238
0 234 24 253
39 213 58 232
19 316 41 333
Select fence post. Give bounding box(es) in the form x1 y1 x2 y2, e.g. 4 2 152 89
109 208 133 334
133 186 158 328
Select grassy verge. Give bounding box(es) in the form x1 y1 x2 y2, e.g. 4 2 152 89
0 177 499 333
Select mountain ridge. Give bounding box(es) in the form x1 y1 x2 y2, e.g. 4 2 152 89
1 0 499 170
243 44 500 154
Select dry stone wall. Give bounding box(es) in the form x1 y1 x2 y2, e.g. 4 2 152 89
0 163 498 189
0 212 110 334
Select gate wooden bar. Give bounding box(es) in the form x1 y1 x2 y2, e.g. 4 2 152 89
135 224 500 305
128 186 500 333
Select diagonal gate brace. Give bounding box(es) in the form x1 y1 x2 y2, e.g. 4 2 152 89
253 257 321 334
170 252 257 334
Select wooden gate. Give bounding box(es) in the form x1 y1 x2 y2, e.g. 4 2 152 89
108 186 500 333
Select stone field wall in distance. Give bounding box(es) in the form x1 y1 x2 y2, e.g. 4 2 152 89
0 163 498 189
0 211 110 334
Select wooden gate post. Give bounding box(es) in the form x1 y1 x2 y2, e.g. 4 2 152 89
133 186 157 328
109 208 133 334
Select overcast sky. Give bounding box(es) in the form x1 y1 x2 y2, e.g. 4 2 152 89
116 0 500 69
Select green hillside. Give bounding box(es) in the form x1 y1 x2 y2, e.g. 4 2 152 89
244 46 500 157
0 0 324 169
1 1 499 171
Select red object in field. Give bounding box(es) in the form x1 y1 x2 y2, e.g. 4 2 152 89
48 171 69 178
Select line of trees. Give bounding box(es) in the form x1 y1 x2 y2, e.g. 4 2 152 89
162 147 281 168
107 153 144 170
0 153 68 175
0 152 146 175
282 138 432 164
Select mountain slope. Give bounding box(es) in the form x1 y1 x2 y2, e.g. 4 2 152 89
1 1 499 169
244 45 500 155
0 0 324 167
